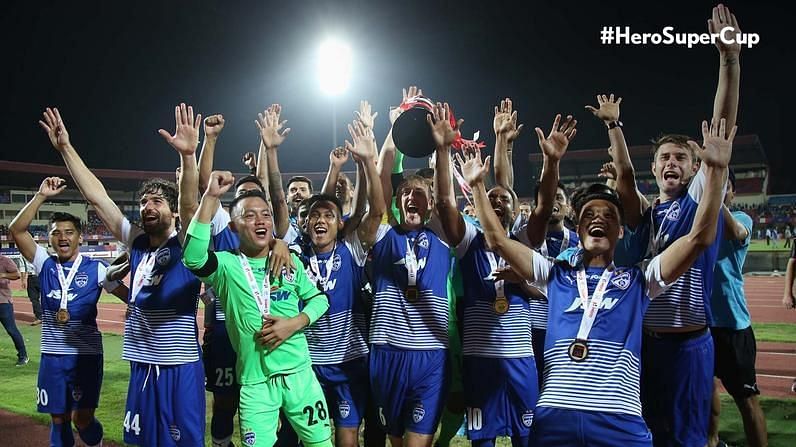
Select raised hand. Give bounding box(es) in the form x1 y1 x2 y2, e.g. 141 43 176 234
493 98 524 142
687 118 736 168
255 104 291 149
585 94 621 123
345 120 377 161
709 3 741 54
38 176 67 197
38 107 71 152
243 152 257 171
390 85 423 123
329 146 350 167
598 162 618 180
427 102 462 149
206 170 235 198
204 114 225 139
455 148 491 186
535 114 577 161
355 100 378 131
158 103 202 156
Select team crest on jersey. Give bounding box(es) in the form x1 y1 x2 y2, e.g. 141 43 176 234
242 428 256 446
522 410 533 427
156 247 171 266
281 267 295 282
412 404 425 423
416 233 429 249
662 201 680 221
611 271 631 290
332 254 342 272
168 424 181 441
71 386 83 402
339 400 351 419
74 272 89 288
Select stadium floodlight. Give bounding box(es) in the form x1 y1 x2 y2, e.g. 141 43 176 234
317 39 352 96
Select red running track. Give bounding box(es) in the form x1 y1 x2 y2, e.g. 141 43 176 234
11 276 796 398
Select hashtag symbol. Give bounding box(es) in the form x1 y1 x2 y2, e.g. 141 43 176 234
600 26 614 44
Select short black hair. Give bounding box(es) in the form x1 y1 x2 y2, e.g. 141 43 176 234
229 190 270 216
235 175 266 194
50 212 83 233
571 183 625 224
533 181 568 203
287 176 313 191
305 193 344 217
137 178 178 213
728 167 736 192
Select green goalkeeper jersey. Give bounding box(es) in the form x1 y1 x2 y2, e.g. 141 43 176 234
183 220 329 385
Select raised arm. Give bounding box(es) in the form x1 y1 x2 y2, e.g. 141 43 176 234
458 149 536 281
493 98 524 190
345 119 386 248
322 146 349 196
525 114 577 248
431 102 466 246
183 171 235 273
658 118 735 283
157 103 202 239
721 205 749 241
9 177 67 262
585 94 646 225
710 3 741 132
39 108 126 241
255 104 292 238
197 114 225 192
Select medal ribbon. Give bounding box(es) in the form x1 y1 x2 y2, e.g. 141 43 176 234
404 233 426 288
649 200 678 257
130 231 176 304
540 230 570 257
574 265 614 342
239 254 271 316
55 254 83 312
485 251 507 298
309 243 336 291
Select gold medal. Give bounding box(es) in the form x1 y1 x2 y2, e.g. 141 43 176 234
568 339 589 362
55 308 70 324
405 286 419 303
493 297 509 314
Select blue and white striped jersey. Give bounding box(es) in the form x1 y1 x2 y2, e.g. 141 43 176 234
301 232 368 365
369 224 450 350
530 251 671 416
455 221 533 358
33 246 109 355
640 170 724 328
121 218 201 365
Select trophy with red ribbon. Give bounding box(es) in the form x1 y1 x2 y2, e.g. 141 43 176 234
392 95 484 158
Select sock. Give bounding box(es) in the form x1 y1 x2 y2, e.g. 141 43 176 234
472 438 496 447
436 408 465 447
78 418 104 447
211 408 235 446
50 421 75 447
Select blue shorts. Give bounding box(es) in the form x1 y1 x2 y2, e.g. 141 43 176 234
123 360 206 446
37 353 103 414
369 345 448 437
641 330 713 447
533 407 652 446
462 356 538 440
313 356 369 429
203 321 240 394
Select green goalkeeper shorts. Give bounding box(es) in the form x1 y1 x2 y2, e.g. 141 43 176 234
239 367 333 447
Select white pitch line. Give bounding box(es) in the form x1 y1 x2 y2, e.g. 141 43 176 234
758 373 796 380
758 351 796 356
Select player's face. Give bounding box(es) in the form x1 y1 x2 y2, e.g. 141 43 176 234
297 203 310 234
550 187 571 224
235 181 263 197
335 177 354 205
139 191 174 235
308 202 342 250
398 180 432 229
519 203 531 219
231 196 274 251
287 181 311 214
49 220 83 261
463 205 475 217
652 143 699 197
488 186 514 229
576 199 623 255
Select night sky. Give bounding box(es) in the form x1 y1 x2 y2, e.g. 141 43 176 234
2 0 790 196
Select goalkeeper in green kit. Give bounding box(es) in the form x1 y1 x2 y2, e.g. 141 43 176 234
183 170 332 447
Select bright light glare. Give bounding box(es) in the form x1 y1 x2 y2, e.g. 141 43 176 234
317 39 352 96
